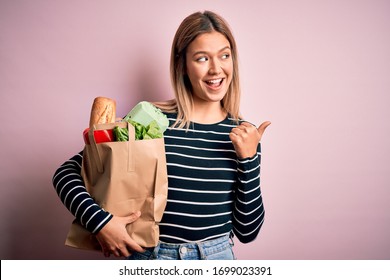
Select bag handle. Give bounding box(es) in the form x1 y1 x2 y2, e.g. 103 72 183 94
88 122 136 173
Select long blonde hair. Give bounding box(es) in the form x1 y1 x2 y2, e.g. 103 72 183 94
154 10 241 128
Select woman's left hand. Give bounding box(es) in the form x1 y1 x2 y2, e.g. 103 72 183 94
229 121 271 159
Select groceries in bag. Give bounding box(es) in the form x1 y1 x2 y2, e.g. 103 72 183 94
83 99 168 143
65 97 169 250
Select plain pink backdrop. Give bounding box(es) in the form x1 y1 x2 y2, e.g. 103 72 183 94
1 0 389 260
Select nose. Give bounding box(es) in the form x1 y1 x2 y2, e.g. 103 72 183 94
208 59 222 75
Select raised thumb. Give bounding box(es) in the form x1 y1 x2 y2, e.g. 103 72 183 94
257 121 271 135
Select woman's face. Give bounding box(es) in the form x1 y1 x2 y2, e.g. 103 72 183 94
185 31 233 106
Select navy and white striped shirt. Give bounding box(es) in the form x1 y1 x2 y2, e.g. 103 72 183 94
52 113 265 244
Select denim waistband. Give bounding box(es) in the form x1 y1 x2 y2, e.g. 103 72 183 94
154 234 232 260
129 234 233 260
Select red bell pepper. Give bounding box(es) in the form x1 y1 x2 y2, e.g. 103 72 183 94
83 128 114 144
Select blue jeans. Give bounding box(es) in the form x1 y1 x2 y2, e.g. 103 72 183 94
127 234 235 260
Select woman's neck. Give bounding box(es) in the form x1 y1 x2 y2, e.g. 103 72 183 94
190 101 227 124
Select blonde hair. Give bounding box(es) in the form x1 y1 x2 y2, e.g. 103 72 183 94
154 10 241 128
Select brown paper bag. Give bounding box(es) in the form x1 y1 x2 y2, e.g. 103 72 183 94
65 121 168 250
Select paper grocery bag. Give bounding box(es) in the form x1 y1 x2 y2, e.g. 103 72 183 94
65 121 168 250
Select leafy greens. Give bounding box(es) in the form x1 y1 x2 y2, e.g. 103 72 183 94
114 120 163 141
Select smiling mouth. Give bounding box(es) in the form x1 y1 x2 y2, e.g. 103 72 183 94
205 78 224 88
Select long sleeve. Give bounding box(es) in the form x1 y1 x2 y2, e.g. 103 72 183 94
232 144 265 243
52 151 112 233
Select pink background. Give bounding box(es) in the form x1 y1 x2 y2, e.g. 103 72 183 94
1 0 389 260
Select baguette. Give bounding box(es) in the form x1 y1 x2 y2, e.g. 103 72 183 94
89 97 116 127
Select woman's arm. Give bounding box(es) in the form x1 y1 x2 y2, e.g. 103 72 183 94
232 145 265 243
52 151 112 233
229 121 270 243
52 152 144 257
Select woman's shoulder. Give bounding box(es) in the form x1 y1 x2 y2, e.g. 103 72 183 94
151 99 177 113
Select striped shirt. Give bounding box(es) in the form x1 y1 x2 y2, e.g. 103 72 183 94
52 113 265 244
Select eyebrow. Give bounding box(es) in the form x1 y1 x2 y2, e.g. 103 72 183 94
192 46 231 57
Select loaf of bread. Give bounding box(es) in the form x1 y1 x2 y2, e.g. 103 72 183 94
89 97 116 127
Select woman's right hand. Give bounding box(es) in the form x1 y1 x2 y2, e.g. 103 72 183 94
95 211 145 258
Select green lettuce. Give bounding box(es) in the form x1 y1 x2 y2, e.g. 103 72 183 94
113 126 129 141
144 120 163 139
114 120 163 141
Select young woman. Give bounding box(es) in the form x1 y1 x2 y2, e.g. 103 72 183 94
52 10 270 260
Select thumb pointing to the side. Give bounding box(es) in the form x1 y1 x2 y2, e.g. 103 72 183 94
257 121 271 141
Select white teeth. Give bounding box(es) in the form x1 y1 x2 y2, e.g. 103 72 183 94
207 79 223 84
